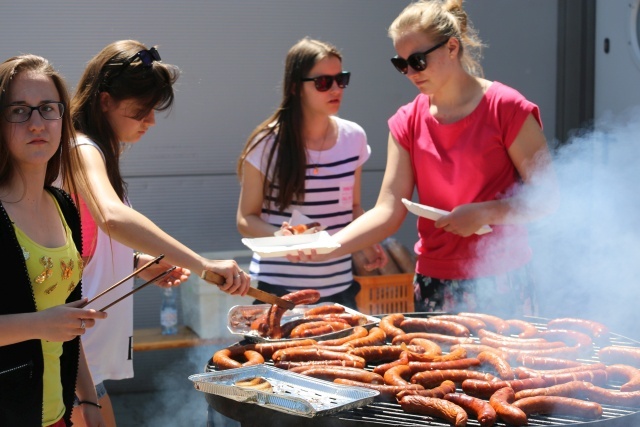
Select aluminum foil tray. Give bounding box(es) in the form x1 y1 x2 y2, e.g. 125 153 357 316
189 364 379 417
227 302 379 343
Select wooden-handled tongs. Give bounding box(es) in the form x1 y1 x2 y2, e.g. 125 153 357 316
200 270 294 310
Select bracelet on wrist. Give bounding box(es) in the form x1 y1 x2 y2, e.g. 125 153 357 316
78 400 102 409
133 251 142 269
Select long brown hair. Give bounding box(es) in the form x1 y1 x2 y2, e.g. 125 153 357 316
237 37 342 211
388 0 485 77
71 40 179 200
0 54 86 199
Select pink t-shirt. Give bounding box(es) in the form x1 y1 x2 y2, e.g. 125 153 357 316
388 82 541 279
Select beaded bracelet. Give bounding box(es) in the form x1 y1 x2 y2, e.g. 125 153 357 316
78 400 102 409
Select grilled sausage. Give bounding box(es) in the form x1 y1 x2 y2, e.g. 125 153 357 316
514 363 606 379
408 338 443 357
546 317 609 343
396 380 457 399
444 393 497 427
477 350 515 380
480 335 566 350
478 329 547 343
488 387 527 426
252 339 316 359
407 358 481 374
498 345 580 363
303 304 345 316
318 326 368 346
212 345 265 370
373 353 409 375
450 344 506 359
506 319 539 338
346 327 386 348
400 318 470 337
430 314 487 335
379 313 406 338
513 380 591 400
296 366 384 384
606 364 640 392
516 354 584 369
541 369 607 387
384 365 413 386
599 346 640 368
349 345 420 363
461 378 547 399
580 383 640 407
393 332 474 349
411 369 495 388
537 329 593 350
274 359 365 369
398 395 468 427
513 396 603 419
289 321 350 338
333 378 424 402
458 312 510 334
271 347 366 364
285 222 321 234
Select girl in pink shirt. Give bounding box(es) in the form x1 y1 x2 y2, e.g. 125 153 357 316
299 0 557 318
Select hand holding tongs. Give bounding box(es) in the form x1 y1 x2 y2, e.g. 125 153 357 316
82 254 176 312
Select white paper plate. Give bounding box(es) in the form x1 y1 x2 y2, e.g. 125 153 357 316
402 198 492 235
242 231 340 258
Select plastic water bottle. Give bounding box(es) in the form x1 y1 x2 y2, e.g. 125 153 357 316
160 287 178 335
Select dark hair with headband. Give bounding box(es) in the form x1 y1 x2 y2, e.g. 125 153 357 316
70 40 180 200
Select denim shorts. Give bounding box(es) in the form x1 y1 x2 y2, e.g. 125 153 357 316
73 381 107 406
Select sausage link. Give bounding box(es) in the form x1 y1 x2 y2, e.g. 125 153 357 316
393 332 474 349
506 319 539 338
477 350 514 380
409 338 442 357
480 335 566 350
400 318 470 337
515 363 606 379
458 312 510 334
373 353 409 375
334 378 424 402
253 339 316 359
346 327 386 348
271 347 366 364
606 364 640 392
379 313 405 338
580 383 640 407
461 378 547 399
430 314 487 335
283 289 321 305
348 345 419 363
212 345 264 370
318 326 368 346
396 380 456 399
478 329 547 343
444 392 497 427
599 346 640 368
546 317 609 343
488 387 527 426
541 369 607 387
304 304 345 316
407 358 481 374
513 396 603 419
513 380 590 400
297 366 384 384
398 395 468 427
450 344 506 359
411 369 495 388
289 321 350 338
516 354 584 369
499 345 580 363
537 329 593 350
384 365 413 386
274 359 365 369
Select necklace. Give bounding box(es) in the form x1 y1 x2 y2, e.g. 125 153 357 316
310 119 332 175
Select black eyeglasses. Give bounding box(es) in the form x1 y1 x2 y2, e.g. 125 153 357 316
103 47 161 86
301 71 351 92
2 102 65 123
390 40 448 74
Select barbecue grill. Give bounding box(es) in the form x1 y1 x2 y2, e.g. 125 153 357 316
200 315 640 427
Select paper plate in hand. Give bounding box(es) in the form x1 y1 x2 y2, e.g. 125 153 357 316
273 209 327 236
401 198 492 235
242 231 340 258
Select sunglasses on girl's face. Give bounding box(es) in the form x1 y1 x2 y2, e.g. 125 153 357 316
390 40 448 74
301 71 351 92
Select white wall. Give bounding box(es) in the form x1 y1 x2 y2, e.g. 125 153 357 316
0 1 557 393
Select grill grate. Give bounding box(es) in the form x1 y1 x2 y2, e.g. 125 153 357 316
205 315 640 426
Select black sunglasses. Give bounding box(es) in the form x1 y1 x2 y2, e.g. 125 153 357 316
301 71 351 92
103 47 161 87
390 40 448 74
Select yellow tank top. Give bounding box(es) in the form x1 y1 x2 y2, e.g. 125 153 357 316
12 193 83 426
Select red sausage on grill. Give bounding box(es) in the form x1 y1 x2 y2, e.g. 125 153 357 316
400 318 470 337
379 313 405 338
393 332 474 349
346 327 386 348
513 380 590 400
296 366 384 384
462 377 547 399
606 364 640 392
546 317 609 343
444 392 497 427
429 314 487 335
477 350 515 380
599 346 640 368
488 387 528 426
334 378 424 402
318 326 368 346
396 380 457 399
516 354 584 369
411 369 495 388
457 312 510 334
513 396 603 420
506 318 539 338
398 395 468 427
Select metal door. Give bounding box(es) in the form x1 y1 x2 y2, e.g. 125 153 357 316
594 0 640 119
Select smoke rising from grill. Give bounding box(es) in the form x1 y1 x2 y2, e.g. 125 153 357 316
476 107 640 339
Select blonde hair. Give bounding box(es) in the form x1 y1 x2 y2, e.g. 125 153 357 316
388 0 484 77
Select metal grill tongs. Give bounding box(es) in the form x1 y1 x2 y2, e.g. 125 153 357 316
81 254 176 311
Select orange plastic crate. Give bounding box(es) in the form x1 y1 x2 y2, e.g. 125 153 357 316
354 273 415 315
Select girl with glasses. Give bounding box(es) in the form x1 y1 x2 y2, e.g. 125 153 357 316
237 37 384 310
68 40 250 427
0 54 107 427
298 0 558 318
